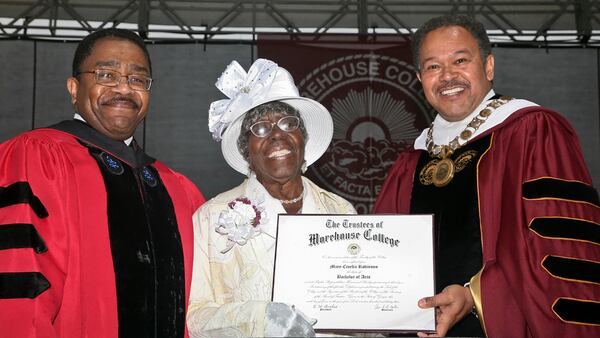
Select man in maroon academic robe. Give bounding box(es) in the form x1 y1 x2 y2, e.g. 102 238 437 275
0 28 205 337
374 15 600 337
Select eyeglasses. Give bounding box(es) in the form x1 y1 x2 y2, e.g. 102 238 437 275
77 69 153 91
249 116 300 138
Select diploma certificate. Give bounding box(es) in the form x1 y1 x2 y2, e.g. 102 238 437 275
272 214 435 333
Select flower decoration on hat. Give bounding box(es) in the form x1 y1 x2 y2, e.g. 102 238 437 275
208 59 279 141
215 196 268 253
210 57 333 176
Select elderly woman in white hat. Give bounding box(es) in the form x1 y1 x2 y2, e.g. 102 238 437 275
187 59 355 337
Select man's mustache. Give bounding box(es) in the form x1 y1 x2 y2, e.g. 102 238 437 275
101 95 139 108
437 79 469 91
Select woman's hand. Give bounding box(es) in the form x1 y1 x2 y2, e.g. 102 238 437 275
264 302 317 337
416 284 474 337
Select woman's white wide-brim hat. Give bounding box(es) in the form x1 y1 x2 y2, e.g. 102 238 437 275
208 59 333 175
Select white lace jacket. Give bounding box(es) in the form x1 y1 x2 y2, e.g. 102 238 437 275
187 175 356 337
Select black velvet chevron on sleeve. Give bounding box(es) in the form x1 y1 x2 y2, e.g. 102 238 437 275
0 223 48 253
0 182 48 218
523 178 600 207
529 217 600 245
0 183 51 299
542 255 600 284
553 298 600 326
0 272 50 299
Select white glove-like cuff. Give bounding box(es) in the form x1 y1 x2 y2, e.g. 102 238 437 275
264 302 317 337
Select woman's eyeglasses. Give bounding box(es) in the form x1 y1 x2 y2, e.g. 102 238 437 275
249 116 300 138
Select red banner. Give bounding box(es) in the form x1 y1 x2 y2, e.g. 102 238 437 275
258 34 434 213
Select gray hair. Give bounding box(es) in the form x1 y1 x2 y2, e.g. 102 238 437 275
237 101 308 162
411 14 492 71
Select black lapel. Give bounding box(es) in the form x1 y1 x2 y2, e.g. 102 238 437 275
48 120 155 168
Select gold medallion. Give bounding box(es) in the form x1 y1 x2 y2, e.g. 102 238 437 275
419 159 438 185
460 129 472 140
423 97 513 187
432 158 455 187
419 150 478 187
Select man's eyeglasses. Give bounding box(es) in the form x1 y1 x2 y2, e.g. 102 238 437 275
77 69 153 91
249 116 300 138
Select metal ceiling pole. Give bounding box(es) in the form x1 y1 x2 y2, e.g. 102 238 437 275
59 0 94 32
252 0 256 60
2 0 48 37
264 2 301 34
49 0 57 36
534 4 567 41
575 0 592 43
0 0 598 45
358 0 367 35
373 3 410 34
96 0 138 30
157 0 194 39
138 0 149 38
205 2 245 38
314 0 351 35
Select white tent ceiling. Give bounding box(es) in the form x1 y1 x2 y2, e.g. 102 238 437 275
0 0 598 45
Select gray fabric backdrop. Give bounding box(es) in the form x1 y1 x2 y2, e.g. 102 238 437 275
1 40 598 199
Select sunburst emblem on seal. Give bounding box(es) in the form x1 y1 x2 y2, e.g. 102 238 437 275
299 54 434 213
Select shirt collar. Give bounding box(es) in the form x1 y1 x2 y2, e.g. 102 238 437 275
414 89 495 149
74 113 134 146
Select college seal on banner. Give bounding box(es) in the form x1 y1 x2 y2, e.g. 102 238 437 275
298 54 433 213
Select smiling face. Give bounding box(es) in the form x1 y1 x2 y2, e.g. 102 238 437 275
247 111 305 185
417 25 494 122
66 37 151 140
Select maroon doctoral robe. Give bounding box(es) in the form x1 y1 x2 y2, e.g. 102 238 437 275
374 106 600 337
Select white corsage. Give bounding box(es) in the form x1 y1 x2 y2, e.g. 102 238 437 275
216 197 268 253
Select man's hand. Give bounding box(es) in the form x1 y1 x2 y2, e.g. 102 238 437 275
416 284 474 337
